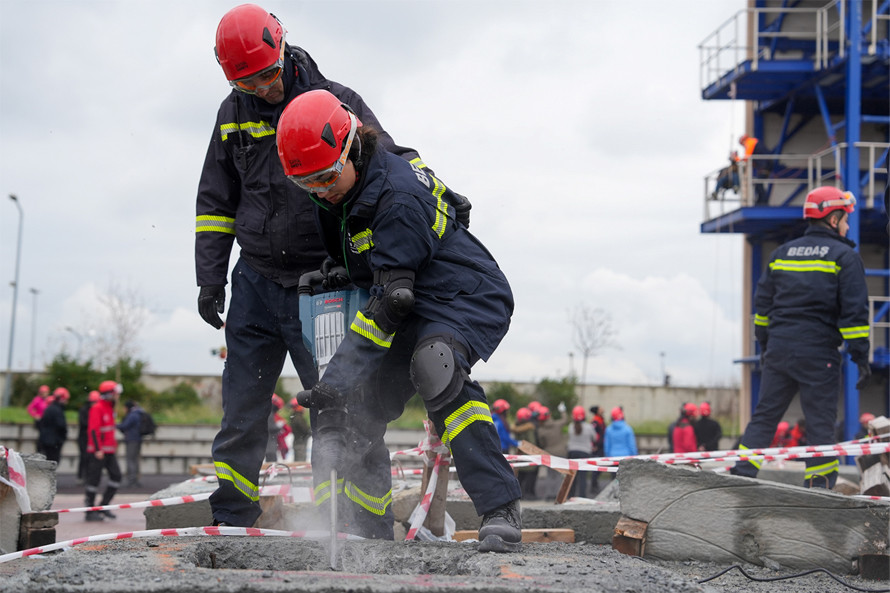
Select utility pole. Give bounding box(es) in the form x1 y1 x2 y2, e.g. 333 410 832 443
3 194 23 408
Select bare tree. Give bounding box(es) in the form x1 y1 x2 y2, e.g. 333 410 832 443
569 304 619 392
88 280 149 380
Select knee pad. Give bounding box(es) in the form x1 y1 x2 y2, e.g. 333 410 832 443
410 337 468 412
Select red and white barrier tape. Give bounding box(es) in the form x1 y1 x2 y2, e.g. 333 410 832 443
405 451 450 541
0 525 364 564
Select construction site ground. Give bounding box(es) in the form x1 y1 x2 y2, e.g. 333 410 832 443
3 464 889 593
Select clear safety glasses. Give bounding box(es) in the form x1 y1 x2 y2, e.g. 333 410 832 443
286 111 358 193
229 61 283 94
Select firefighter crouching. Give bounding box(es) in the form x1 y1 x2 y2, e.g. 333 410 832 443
277 90 523 553
731 186 871 489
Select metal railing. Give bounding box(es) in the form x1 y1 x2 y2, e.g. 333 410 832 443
699 1 859 90
868 296 890 364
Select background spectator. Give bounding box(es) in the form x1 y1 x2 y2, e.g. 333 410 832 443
27 385 51 455
77 391 100 484
513 406 538 501
588 405 606 495
604 407 638 458
37 387 69 463
694 401 722 451
288 398 311 462
566 406 596 499
116 400 146 487
671 403 698 454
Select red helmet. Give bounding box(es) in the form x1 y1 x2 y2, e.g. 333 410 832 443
492 399 510 414
538 406 551 421
682 402 698 417
776 421 790 434
803 186 856 219
610 407 624 422
271 394 284 409
289 397 304 412
215 4 286 82
699 401 711 416
516 407 532 423
572 405 586 422
52 387 70 402
99 380 121 397
527 401 542 412
88 390 101 403
38 385 50 396
860 412 875 425
277 90 361 181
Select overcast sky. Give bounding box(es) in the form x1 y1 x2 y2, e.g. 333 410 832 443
0 0 748 389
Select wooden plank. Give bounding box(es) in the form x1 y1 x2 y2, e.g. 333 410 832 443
555 470 577 504
453 528 574 543
612 516 648 557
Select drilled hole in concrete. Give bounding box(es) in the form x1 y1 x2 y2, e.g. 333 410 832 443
188 540 499 576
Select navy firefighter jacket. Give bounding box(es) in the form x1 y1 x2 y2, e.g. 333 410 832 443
195 45 422 288
753 225 870 364
315 146 514 362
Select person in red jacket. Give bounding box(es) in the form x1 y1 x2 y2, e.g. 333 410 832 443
671 403 698 454
84 380 123 522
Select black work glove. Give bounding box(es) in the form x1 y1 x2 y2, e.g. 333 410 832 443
296 389 312 408
198 285 226 329
856 360 872 391
310 381 348 471
452 193 472 228
320 257 351 291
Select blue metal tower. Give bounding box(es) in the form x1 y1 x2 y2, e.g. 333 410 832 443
698 1 889 440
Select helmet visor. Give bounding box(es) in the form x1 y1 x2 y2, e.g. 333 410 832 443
286 111 357 192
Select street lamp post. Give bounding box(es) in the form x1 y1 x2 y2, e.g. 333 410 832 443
3 194 23 408
65 327 84 361
29 288 39 371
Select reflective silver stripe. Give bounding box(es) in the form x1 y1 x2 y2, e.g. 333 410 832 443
219 120 275 142
805 459 839 478
350 311 394 348
839 325 869 339
314 477 344 506
352 228 374 253
214 461 260 501
344 481 392 516
441 401 493 448
196 215 236 234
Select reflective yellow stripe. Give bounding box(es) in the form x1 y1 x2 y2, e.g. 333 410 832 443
442 400 494 448
410 158 427 169
769 259 840 274
352 228 374 253
804 459 839 479
214 461 259 501
196 214 236 234
430 175 448 238
313 477 344 506
350 311 394 348
344 482 392 516
840 325 870 339
754 314 769 327
738 444 762 470
219 120 275 142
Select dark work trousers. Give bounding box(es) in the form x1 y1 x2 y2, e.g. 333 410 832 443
567 450 590 499
85 453 122 506
732 342 841 488
313 319 521 539
42 444 62 463
209 260 319 527
124 440 142 485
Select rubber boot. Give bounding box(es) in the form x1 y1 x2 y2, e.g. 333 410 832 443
478 499 522 553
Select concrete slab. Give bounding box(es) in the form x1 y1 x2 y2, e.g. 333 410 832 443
0 453 56 554
617 458 890 575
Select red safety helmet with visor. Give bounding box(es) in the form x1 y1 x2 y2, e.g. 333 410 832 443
215 4 286 94
803 186 856 219
277 89 362 192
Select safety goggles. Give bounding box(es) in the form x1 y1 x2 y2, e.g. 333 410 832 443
229 61 283 94
804 191 857 214
286 111 358 192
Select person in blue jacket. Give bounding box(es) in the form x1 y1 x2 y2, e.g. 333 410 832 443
492 399 520 453
604 407 638 458
732 186 871 489
196 5 467 528
276 90 522 553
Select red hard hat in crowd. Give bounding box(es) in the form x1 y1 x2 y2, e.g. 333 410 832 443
38 385 50 395
527 401 542 412
271 394 284 409
610 407 624 422
52 387 70 402
516 407 532 423
860 412 875 425
277 89 361 180
88 390 101 403
215 4 286 82
492 399 510 414
682 402 698 417
572 405 586 422
777 421 790 434
538 406 551 421
289 397 304 412
803 186 856 220
98 380 121 396
699 402 711 416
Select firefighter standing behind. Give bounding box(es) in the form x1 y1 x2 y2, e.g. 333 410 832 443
277 90 522 553
731 186 871 489
196 5 437 528
84 381 124 522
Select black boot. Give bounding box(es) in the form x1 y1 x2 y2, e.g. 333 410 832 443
478 499 522 553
